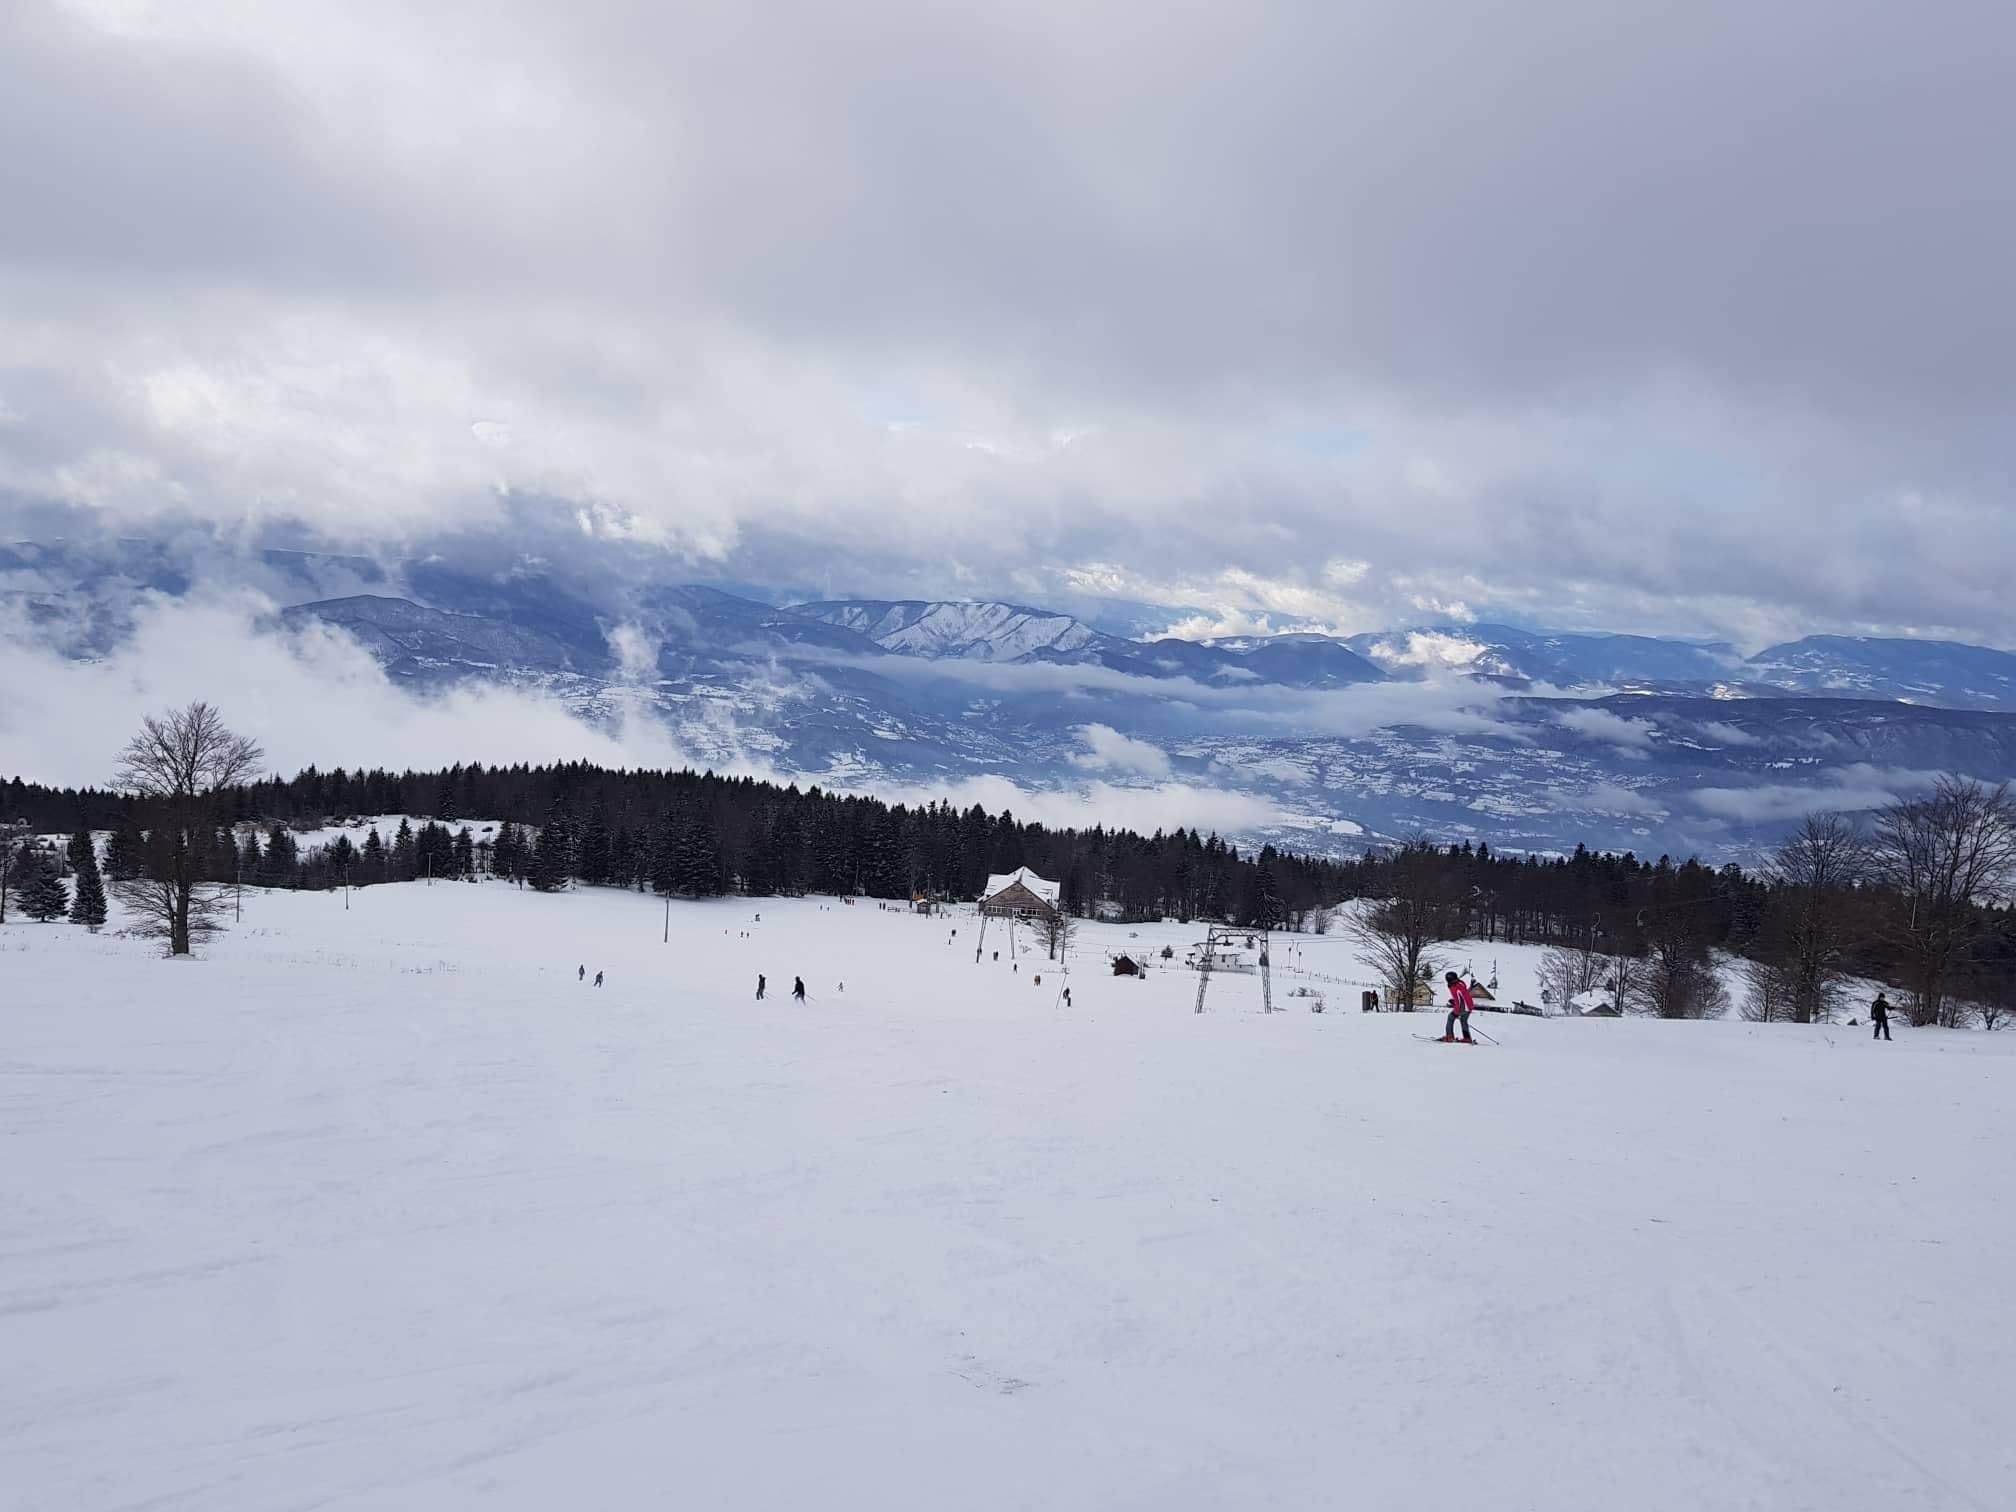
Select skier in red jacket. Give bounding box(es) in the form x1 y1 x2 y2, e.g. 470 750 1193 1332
1441 972 1476 1043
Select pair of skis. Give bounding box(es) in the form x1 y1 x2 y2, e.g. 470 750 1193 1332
1412 1029 1500 1046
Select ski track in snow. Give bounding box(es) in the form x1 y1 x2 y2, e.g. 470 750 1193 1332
2 887 2012 1511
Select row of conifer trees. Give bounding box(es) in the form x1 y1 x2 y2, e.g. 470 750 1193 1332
4 830 109 929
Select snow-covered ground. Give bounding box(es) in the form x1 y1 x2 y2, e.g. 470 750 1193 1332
4 887 2010 1511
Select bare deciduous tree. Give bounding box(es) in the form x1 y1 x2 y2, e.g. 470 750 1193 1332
1741 954 1799 1022
0 824 29 924
1871 777 2016 1027
1348 841 1455 1011
1606 950 1647 1016
1643 939 1729 1019
1538 938 1607 1015
1041 902 1074 961
114 702 264 956
1975 983 2014 1032
1750 814 1868 1022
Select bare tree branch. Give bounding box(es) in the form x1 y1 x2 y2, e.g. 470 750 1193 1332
1347 839 1456 1011
111 702 264 956
1748 814 1868 1023
1871 777 2016 1026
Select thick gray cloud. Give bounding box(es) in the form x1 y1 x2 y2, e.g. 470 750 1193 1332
2 0 2014 645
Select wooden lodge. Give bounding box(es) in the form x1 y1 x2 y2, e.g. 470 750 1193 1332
978 867 1061 922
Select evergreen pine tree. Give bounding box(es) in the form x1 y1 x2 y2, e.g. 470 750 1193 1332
362 827 386 884
811 810 851 895
452 826 475 878
265 824 298 883
413 821 445 880
491 822 519 879
875 817 910 898
742 815 777 897
239 829 263 884
392 818 416 882
104 818 143 882
577 806 613 886
211 827 239 885
768 807 804 896
675 810 723 897
69 844 108 930
648 815 679 896
21 859 69 922
609 824 638 889
529 808 573 892
66 826 95 875
1062 859 1089 919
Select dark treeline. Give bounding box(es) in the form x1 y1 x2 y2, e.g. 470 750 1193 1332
6 762 2013 1026
3 762 1346 927
4 761 1757 934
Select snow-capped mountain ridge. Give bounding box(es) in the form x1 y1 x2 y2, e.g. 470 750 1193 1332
17 534 2016 863
1745 634 2016 709
1344 623 1740 688
785 599 1388 688
789 599 1104 662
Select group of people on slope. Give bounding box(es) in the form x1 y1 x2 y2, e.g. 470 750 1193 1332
577 963 812 1001
1438 974 1900 1043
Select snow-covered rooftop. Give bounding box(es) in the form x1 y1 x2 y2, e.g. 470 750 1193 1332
981 866 1060 909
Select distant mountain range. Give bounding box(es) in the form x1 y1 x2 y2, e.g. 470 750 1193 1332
1342 624 1740 689
10 534 2016 861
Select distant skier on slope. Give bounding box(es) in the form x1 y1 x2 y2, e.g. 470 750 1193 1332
756 974 767 1001
594 970 604 988
792 976 806 1002
1440 972 1475 1044
578 965 585 982
1871 993 1892 1042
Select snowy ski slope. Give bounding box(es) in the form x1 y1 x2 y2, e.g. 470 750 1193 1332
3 885 2010 1510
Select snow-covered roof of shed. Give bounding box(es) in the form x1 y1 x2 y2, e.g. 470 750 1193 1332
982 867 1060 908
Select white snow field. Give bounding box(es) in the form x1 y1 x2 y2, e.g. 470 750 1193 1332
4 885 2012 1512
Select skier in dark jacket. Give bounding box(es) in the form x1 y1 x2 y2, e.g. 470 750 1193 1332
1440 972 1476 1043
792 976 806 1002
1871 993 1892 1041
578 965 585 982
756 974 767 1001
594 970 604 988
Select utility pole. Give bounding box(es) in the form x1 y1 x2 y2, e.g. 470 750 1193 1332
664 891 671 943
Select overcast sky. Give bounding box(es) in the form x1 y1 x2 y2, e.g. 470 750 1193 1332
4 0 2014 647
